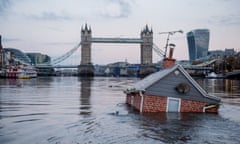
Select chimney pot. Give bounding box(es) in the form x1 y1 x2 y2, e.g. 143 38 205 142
162 43 176 69
0 35 3 50
168 43 175 59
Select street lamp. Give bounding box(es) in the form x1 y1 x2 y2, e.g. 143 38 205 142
159 30 183 58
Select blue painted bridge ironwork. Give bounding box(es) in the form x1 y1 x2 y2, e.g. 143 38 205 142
91 37 143 43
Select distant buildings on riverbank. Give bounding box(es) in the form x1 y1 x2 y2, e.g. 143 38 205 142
208 48 236 58
186 29 238 62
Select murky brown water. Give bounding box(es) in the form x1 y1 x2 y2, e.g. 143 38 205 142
0 77 240 144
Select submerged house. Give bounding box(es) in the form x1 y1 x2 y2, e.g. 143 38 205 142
125 47 221 113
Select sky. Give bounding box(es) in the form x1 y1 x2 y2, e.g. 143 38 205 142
0 0 240 65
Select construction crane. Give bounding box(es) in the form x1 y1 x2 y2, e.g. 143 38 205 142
159 30 183 58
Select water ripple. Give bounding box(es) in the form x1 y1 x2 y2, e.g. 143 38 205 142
13 118 41 123
0 113 48 118
0 77 240 144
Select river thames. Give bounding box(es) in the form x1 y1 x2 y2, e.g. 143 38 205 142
0 77 240 144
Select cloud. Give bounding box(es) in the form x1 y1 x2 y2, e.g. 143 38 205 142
2 37 22 42
47 26 64 32
208 14 240 26
101 0 133 19
29 11 72 21
44 42 75 46
0 0 11 16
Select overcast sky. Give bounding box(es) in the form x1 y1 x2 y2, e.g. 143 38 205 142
1 0 240 64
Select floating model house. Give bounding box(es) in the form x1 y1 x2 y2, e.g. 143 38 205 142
125 46 221 113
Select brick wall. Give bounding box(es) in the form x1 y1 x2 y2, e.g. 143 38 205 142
126 94 131 105
180 99 218 113
162 58 176 69
180 99 206 112
205 107 218 113
142 95 167 112
126 93 141 111
126 94 219 113
133 94 141 110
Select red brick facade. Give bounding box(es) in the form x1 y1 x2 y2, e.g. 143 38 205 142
126 94 131 105
142 95 167 112
126 94 142 110
126 94 218 113
162 58 176 69
180 99 206 112
205 107 218 113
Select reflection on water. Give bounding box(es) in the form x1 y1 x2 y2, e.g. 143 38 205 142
196 78 240 97
0 77 240 144
79 77 92 116
196 78 240 105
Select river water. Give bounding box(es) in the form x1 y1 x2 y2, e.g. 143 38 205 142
0 77 240 144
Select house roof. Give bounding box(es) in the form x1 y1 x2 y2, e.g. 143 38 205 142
132 64 220 102
134 64 179 91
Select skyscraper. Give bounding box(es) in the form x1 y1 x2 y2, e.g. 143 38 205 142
187 29 210 61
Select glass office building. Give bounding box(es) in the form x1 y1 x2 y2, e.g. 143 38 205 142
187 29 210 61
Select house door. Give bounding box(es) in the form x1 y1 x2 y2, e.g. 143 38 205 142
167 98 181 112
131 95 134 105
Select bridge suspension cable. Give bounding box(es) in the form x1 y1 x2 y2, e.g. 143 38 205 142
39 41 164 66
49 42 81 65
152 43 165 58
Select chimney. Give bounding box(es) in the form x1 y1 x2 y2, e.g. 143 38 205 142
162 43 176 69
0 35 3 68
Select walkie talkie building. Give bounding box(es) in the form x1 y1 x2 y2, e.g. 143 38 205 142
187 29 210 61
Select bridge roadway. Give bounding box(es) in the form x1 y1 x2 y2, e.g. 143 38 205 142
91 37 143 43
36 64 213 70
36 65 79 69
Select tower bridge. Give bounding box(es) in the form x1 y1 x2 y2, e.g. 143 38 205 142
79 24 159 76
33 24 165 77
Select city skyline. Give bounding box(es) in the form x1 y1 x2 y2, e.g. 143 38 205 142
0 0 240 64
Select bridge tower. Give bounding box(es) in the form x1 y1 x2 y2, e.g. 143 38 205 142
139 25 156 77
78 24 94 76
81 24 92 64
141 25 153 64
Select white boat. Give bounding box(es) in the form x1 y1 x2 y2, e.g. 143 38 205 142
23 66 37 78
205 72 225 79
1 65 37 79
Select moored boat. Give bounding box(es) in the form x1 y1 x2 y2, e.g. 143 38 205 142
205 72 225 79
0 65 37 79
